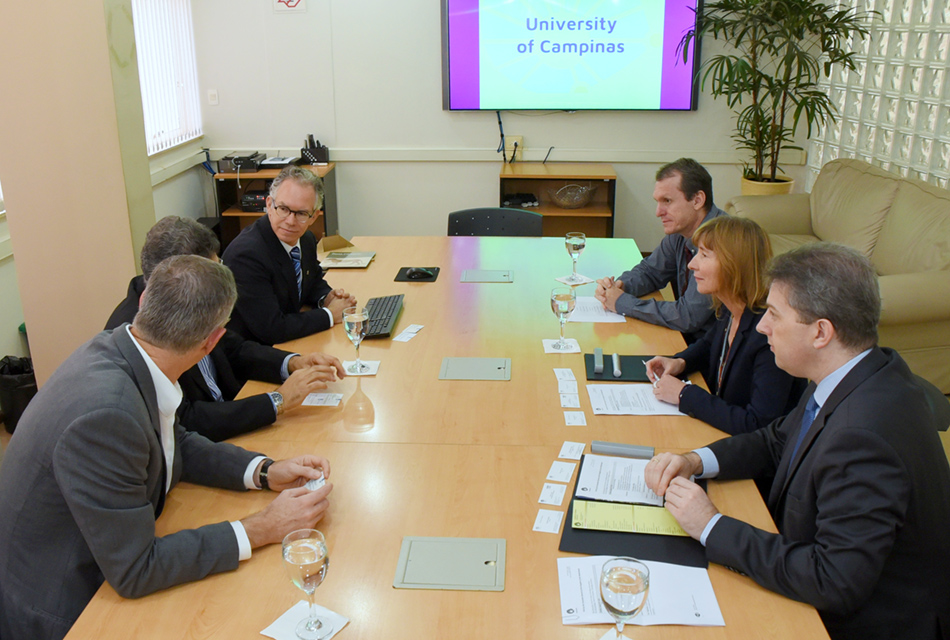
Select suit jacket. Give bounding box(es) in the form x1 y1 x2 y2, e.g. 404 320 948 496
676 307 805 435
222 215 333 345
0 328 262 640
705 348 950 640
105 276 288 441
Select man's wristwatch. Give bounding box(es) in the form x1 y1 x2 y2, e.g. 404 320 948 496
269 391 284 415
259 458 275 490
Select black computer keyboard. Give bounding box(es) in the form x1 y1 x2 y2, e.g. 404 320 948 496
364 294 404 338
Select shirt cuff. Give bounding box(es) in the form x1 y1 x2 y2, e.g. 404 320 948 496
694 447 720 478
229 521 253 561
699 513 723 546
244 455 269 490
322 307 334 327
280 353 300 380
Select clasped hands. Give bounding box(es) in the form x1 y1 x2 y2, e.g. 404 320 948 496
323 288 357 323
594 276 624 313
242 455 333 548
645 452 718 540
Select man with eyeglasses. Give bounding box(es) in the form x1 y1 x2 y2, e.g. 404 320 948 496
223 166 357 346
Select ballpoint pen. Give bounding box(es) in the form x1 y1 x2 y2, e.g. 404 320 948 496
642 359 660 388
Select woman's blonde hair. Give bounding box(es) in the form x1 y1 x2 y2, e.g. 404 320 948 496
692 216 772 313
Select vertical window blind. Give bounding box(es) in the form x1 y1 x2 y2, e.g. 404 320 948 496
131 0 203 156
809 0 950 189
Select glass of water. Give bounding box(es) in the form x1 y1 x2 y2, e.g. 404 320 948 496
343 306 370 374
565 232 586 282
600 557 650 638
282 529 332 640
550 287 576 350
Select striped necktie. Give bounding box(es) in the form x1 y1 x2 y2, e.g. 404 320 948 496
290 246 302 298
196 355 223 402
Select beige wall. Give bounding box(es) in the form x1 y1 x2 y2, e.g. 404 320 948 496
0 2 143 384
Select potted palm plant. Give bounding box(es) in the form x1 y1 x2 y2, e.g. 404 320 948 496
680 0 875 194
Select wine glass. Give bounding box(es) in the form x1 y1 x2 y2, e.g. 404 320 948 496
343 306 370 374
282 529 332 640
600 557 650 639
565 232 586 283
550 287 576 350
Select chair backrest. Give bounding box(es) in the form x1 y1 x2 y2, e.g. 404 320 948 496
447 208 543 237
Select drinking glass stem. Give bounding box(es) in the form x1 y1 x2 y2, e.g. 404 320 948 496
307 591 320 630
572 257 578 280
616 621 625 638
559 317 566 345
354 343 361 368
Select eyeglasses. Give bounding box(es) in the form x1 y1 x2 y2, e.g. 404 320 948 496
273 202 316 223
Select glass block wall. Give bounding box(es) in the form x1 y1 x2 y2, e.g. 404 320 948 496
808 0 950 189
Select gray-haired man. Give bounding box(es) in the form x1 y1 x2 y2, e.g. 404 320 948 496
0 256 334 640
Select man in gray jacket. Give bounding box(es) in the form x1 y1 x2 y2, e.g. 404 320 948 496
595 158 727 343
0 256 333 640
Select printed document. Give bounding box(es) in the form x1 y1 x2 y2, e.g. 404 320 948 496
575 454 663 506
586 384 685 416
567 297 626 323
557 556 724 626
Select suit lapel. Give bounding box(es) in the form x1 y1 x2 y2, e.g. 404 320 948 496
113 327 168 516
717 308 755 393
773 348 889 497
256 216 301 308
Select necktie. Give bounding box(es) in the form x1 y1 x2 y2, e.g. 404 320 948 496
786 396 820 477
290 246 302 298
196 355 223 402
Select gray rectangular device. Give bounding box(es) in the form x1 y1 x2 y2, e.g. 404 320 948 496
394 537 506 591
591 440 655 460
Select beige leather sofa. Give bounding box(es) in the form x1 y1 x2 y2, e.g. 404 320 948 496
727 158 950 393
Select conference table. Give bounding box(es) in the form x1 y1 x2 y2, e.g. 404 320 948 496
67 236 829 640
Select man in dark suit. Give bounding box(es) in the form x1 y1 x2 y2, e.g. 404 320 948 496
106 216 345 441
223 166 357 345
645 243 950 640
0 256 334 640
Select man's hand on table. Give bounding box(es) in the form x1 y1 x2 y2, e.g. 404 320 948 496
323 289 357 324
242 456 333 548
594 277 624 313
278 356 345 411
645 453 717 541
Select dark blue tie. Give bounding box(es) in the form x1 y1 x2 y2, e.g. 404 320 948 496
786 396 820 477
290 246 302 298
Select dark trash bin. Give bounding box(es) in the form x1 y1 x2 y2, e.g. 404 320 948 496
0 356 37 434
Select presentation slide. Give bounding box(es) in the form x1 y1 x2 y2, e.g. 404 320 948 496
444 0 699 111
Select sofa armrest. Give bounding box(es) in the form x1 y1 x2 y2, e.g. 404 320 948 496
879 271 950 325
725 194 814 235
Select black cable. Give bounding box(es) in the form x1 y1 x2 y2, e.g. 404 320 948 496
543 146 554 164
496 110 506 162
509 141 519 164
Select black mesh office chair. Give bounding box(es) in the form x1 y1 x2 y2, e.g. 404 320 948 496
447 207 543 237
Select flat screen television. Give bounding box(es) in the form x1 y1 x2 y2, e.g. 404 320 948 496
441 0 702 111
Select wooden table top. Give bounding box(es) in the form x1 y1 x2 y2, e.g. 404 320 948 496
66 236 830 640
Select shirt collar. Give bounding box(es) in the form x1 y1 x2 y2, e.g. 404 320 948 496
812 348 873 408
279 238 301 255
125 325 183 419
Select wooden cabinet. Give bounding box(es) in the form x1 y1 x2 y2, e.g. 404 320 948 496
499 163 616 238
213 163 337 248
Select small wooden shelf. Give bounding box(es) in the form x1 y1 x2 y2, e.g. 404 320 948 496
213 163 336 248
500 162 617 237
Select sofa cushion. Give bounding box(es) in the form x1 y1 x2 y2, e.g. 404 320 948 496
871 178 950 275
810 159 899 256
768 234 821 256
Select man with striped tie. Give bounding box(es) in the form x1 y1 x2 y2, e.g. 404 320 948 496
106 216 345 441
223 166 356 346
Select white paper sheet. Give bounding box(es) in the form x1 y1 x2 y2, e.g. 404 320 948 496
546 460 576 483
558 380 579 394
539 482 568 506
533 509 564 533
302 393 344 407
564 411 587 426
586 384 685 416
554 368 576 381
557 556 724 627
560 393 581 408
261 601 351 640
574 454 663 506
567 297 626 323
341 360 380 376
543 339 581 353
558 441 585 460
555 274 595 285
